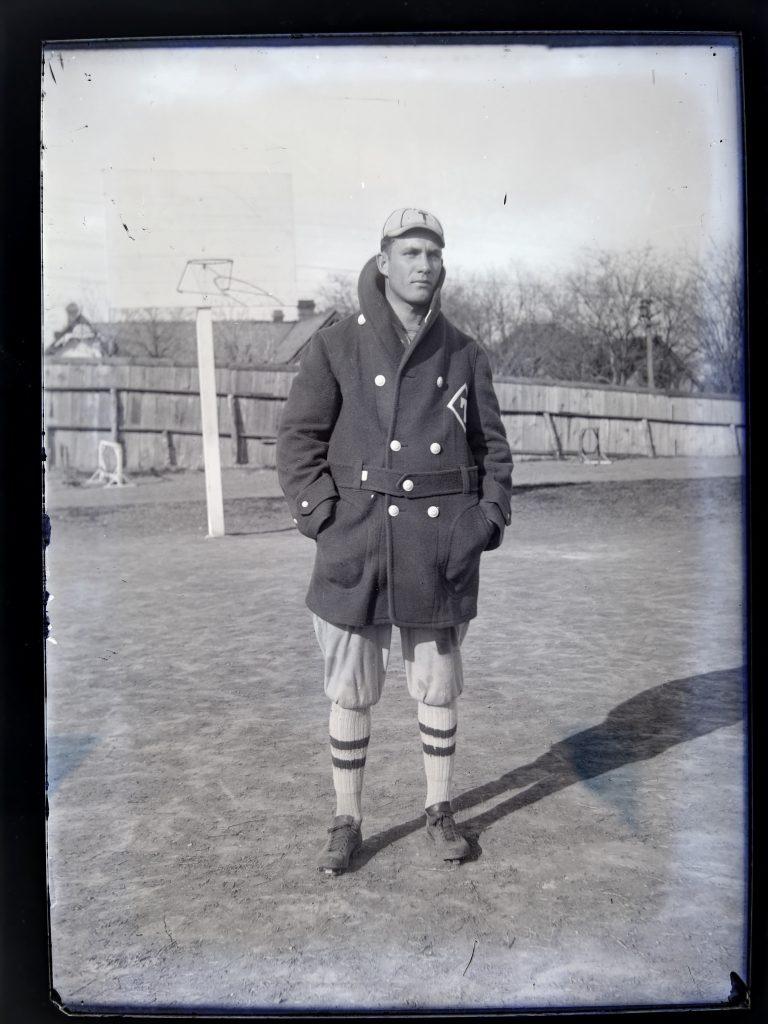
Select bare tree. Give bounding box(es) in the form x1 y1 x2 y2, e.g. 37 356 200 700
687 245 744 394
113 307 191 360
639 258 700 391
317 272 357 318
443 266 553 365
215 317 277 365
553 247 711 391
316 246 742 394
442 271 502 348
557 248 658 386
444 265 600 382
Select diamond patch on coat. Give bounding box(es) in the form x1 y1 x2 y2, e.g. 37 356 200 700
447 383 468 432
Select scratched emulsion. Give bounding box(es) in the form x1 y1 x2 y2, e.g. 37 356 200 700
45 475 746 1011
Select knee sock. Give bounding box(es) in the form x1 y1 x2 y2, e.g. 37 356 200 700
418 701 457 809
329 703 370 822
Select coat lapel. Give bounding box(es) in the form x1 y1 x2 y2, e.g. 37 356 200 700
357 257 408 369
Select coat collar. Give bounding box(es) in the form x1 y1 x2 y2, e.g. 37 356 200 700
357 256 446 372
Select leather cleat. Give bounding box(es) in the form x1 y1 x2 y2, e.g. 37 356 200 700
425 801 470 863
317 814 362 875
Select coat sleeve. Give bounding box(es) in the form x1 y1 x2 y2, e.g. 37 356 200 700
276 330 342 540
466 344 514 550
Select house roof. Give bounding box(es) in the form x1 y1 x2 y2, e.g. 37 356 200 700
90 316 336 365
270 310 341 364
46 323 107 358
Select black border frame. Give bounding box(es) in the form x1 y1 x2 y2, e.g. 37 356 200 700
2 2 764 1022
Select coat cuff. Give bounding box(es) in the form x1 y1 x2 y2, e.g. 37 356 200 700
293 474 339 540
480 477 512 526
480 500 506 551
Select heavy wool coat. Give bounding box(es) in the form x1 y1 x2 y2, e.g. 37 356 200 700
276 256 513 628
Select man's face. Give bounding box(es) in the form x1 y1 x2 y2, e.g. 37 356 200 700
377 230 443 308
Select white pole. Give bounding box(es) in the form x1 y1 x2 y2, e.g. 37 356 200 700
196 306 225 537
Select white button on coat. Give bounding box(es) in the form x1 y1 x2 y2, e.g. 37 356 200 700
388 504 400 517
389 439 401 451
427 505 440 518
375 374 386 387
357 313 366 325
301 500 309 508
402 479 414 492
430 442 442 455
436 376 444 387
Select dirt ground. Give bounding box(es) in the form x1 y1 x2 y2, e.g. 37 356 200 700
44 464 747 1013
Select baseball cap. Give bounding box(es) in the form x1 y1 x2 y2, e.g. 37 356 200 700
382 208 445 247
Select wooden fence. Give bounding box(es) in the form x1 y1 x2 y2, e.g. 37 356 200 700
44 358 745 472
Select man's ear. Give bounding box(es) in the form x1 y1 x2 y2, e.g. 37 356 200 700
376 251 389 278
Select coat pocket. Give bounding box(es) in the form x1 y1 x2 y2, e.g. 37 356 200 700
313 489 374 590
442 501 493 592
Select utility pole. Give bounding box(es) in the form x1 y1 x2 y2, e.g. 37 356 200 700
639 297 654 391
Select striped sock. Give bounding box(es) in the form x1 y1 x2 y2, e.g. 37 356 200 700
418 701 458 808
329 704 370 822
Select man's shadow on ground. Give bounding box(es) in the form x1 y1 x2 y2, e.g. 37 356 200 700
351 666 746 870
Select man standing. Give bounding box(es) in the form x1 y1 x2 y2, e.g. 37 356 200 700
277 208 513 875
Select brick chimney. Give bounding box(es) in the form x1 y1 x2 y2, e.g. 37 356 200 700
297 299 316 321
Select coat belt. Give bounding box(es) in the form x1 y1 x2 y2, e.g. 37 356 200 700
330 461 479 498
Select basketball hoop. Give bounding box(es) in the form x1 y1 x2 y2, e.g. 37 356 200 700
176 259 235 305
176 258 284 308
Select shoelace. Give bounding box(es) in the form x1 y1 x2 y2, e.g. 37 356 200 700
327 822 357 851
431 814 459 840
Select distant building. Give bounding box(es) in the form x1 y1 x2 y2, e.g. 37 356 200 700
77 300 340 365
47 302 114 359
270 301 340 364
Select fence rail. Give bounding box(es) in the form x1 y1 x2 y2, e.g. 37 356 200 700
43 361 745 472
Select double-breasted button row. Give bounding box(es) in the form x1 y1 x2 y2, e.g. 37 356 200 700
389 503 440 518
377 374 445 388
390 439 440 455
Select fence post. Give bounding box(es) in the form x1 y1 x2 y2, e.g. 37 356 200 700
109 386 126 468
543 411 563 459
164 430 176 467
227 393 243 465
731 423 741 456
642 418 656 458
46 427 56 468
109 387 120 443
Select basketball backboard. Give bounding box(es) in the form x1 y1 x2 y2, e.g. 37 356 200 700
103 170 297 314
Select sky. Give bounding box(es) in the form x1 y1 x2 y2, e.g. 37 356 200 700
41 40 742 328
